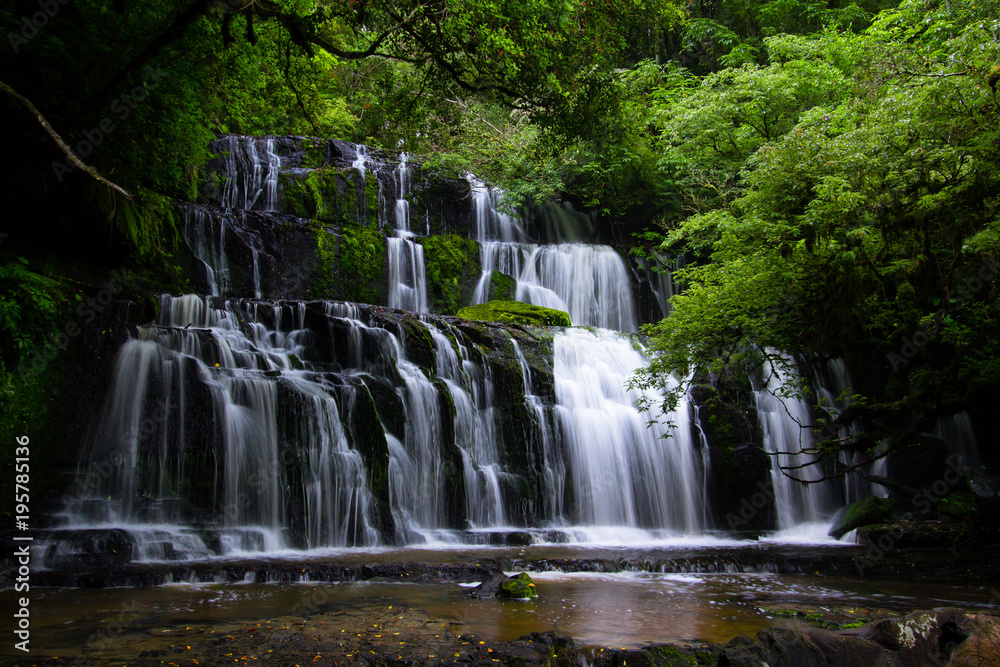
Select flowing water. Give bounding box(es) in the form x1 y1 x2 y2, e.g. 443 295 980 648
468 176 638 331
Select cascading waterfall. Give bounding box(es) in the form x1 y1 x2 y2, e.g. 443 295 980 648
810 358 888 501
387 153 428 312
511 338 565 522
221 135 281 212
468 176 638 331
181 136 281 298
42 134 895 569
553 328 705 535
426 323 506 528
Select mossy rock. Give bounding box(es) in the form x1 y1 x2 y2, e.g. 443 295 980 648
498 573 538 599
488 270 517 302
417 234 481 315
457 301 570 327
829 496 896 539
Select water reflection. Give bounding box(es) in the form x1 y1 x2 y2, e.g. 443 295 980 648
6 571 995 655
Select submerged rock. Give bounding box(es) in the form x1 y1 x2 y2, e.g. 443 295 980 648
829 496 896 539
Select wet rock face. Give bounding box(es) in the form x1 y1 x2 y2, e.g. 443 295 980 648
690 381 775 534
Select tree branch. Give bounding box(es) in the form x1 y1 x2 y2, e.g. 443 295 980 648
1 81 133 200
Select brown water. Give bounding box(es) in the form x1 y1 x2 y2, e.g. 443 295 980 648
5 567 995 657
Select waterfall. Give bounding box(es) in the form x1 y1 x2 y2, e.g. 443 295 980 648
386 153 428 312
511 338 565 522
937 412 995 497
809 358 888 502
553 328 705 534
426 323 505 528
45 134 883 570
220 135 281 212
468 176 637 331
754 357 840 530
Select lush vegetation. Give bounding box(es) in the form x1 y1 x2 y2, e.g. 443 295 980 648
1 0 998 484
633 0 1000 478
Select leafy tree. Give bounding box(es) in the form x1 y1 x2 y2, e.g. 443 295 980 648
636 0 1000 477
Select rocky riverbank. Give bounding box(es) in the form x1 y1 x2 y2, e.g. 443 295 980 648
3 603 998 666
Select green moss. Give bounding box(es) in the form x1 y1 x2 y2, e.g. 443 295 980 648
341 170 358 223
365 171 379 222
937 491 976 520
339 225 386 304
829 496 896 539
302 139 327 169
280 168 378 227
308 222 385 303
645 645 697 667
418 235 481 315
488 270 517 302
458 300 571 327
310 224 338 299
498 572 538 599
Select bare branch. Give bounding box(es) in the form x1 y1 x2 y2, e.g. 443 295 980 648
1 81 133 200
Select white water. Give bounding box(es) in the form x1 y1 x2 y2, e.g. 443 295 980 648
468 176 638 331
47 136 899 567
553 328 705 532
810 358 888 501
938 411 995 497
386 153 428 312
221 135 281 211
754 356 839 531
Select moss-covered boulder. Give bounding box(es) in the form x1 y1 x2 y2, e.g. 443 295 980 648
829 496 896 539
457 301 571 327
498 572 539 599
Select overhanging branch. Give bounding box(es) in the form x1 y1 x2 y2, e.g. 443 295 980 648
1 81 133 200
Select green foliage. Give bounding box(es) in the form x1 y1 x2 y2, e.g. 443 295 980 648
639 0 1000 466
0 259 67 391
458 301 571 327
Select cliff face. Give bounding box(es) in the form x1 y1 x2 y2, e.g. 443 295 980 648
176 135 669 323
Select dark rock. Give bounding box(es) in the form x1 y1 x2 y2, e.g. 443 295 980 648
593 643 705 666
715 608 1000 667
860 608 989 666
829 496 896 539
718 626 887 666
856 520 963 549
691 381 774 533
469 571 507 599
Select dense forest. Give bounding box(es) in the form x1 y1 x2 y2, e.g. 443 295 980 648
1 0 999 510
